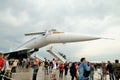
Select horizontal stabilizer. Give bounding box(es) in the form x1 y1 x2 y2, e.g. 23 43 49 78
25 32 45 36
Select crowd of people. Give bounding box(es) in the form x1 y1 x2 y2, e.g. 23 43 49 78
37 57 120 80
0 51 120 80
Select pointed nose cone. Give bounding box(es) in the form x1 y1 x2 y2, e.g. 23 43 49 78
74 36 102 42
66 33 102 42
80 36 102 41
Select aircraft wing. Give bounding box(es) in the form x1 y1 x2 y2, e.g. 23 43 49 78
4 49 33 59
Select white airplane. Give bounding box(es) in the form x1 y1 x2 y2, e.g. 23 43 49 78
4 29 105 59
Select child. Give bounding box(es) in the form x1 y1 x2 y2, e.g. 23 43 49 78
3 68 12 80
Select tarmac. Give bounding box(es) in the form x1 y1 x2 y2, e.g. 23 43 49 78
11 65 110 80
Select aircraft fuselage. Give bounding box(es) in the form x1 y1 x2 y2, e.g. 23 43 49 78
18 33 101 50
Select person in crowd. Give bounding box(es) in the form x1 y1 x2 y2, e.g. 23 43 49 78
44 59 49 75
25 59 30 69
58 63 64 79
106 61 114 80
51 58 57 80
4 56 9 70
49 61 53 73
70 62 77 80
94 63 97 70
64 61 69 76
113 59 120 80
0 52 4 80
22 59 26 68
30 60 34 69
78 57 90 80
97 66 103 80
75 62 79 80
32 59 39 80
11 59 18 73
3 68 12 80
89 63 95 80
101 62 108 80
1 55 10 79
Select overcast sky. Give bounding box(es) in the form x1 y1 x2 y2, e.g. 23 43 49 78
0 0 120 62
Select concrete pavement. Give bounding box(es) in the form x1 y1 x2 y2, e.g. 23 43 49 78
12 66 109 80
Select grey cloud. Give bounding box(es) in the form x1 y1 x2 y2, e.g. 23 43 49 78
0 0 120 61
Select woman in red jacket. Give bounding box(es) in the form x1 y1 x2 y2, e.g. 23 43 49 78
59 63 64 79
0 52 4 80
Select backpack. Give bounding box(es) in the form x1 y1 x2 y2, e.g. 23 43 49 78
83 69 90 77
83 63 90 77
